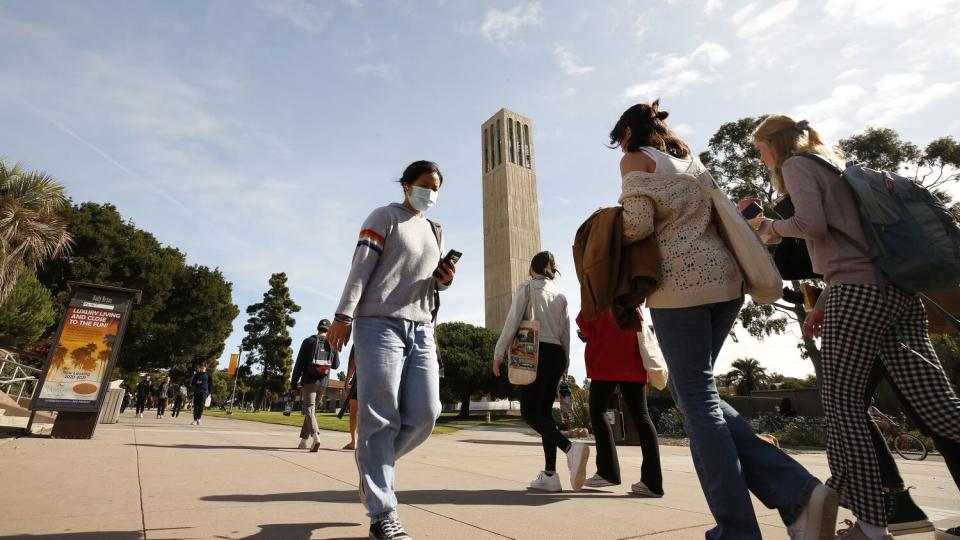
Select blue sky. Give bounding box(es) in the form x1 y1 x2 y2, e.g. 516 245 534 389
2 0 958 382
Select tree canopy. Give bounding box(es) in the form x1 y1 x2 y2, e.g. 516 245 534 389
242 272 300 410
436 321 513 418
0 268 57 349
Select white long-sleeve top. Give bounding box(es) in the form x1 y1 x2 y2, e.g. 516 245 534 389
494 277 570 364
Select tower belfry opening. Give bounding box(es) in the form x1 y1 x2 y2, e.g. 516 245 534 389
481 109 542 332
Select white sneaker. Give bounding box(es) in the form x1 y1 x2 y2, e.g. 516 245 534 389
566 442 589 491
583 473 616 488
630 481 664 498
297 438 308 449
138 413 143 418
529 471 562 492
786 484 838 540
196 419 201 425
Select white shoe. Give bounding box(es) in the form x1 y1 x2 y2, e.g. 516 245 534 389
529 471 562 492
566 442 589 491
786 484 838 540
583 473 616 488
196 419 201 425
630 481 664 498
297 438 309 449
138 413 143 418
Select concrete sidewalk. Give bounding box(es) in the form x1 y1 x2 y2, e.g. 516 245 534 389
1 411 957 539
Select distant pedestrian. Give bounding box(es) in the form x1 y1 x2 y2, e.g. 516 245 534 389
493 251 587 493
576 309 662 497
342 346 359 450
291 319 340 452
135 376 151 418
190 364 211 426
156 376 174 419
172 384 187 418
325 160 456 540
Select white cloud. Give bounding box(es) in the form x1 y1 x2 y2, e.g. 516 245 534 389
792 84 867 139
634 14 648 43
258 0 329 33
733 0 798 38
341 0 362 7
673 122 696 137
553 45 594 76
837 68 867 80
480 1 542 46
857 73 960 126
623 42 731 100
824 0 956 27
704 0 723 15
353 63 391 79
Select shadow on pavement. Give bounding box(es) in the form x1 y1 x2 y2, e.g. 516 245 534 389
237 522 360 539
457 438 545 446
203 488 632 507
127 443 300 451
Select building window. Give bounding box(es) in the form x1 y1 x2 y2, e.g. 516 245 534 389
508 120 516 163
483 127 489 172
523 124 532 168
490 128 496 169
517 121 524 167
496 119 502 165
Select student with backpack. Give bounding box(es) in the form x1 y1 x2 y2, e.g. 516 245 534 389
751 115 960 540
325 160 456 540
172 384 187 418
492 251 587 493
612 101 837 540
291 319 340 452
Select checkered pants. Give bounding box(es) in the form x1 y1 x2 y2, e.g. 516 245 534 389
821 284 960 526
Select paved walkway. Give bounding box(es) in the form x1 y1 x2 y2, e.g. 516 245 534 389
1 411 957 539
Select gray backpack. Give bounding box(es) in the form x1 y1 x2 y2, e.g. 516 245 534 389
800 153 960 293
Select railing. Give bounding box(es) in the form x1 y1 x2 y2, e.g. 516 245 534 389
0 349 41 405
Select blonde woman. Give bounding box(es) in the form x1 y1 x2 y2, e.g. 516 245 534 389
613 101 837 540
752 115 960 540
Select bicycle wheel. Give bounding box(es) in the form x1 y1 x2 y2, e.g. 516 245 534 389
893 434 928 461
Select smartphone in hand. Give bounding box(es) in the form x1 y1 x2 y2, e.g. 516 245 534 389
741 201 764 220
434 249 462 278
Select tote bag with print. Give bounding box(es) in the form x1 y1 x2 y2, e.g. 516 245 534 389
508 285 540 386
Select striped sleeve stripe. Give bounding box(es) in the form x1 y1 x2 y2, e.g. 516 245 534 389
357 229 385 254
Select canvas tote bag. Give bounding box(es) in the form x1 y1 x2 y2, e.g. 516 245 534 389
694 169 783 304
635 308 668 390
508 283 540 385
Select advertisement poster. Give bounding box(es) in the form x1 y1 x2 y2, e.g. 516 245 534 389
32 283 139 412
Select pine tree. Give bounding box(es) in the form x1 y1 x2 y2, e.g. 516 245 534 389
241 272 301 410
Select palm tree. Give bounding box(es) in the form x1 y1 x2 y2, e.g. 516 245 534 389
725 357 770 396
0 160 72 303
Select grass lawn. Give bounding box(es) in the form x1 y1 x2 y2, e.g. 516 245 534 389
207 410 524 434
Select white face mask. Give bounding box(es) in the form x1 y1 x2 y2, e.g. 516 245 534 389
408 186 438 212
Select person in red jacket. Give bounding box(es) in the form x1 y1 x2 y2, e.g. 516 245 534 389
576 309 663 497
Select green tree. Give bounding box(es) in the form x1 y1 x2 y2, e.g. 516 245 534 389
0 269 56 348
725 358 770 396
838 128 920 173
930 335 960 391
779 374 818 390
37 202 239 375
436 322 506 418
242 272 300 410
0 161 73 303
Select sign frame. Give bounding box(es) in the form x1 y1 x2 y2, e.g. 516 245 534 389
30 282 141 414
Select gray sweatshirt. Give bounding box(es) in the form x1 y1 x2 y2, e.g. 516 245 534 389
336 203 448 323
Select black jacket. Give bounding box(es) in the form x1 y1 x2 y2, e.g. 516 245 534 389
135 380 151 398
291 334 340 387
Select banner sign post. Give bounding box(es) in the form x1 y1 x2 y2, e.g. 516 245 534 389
30 282 141 438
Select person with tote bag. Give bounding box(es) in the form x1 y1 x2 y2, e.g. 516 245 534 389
492 251 589 492
612 101 835 540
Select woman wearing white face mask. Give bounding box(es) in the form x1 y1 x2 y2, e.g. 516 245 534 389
326 160 456 540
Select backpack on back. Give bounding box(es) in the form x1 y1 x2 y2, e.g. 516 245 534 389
799 153 960 293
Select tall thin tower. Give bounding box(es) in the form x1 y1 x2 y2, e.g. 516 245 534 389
481 108 542 332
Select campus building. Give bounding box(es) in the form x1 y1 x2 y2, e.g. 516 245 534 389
481 108 542 332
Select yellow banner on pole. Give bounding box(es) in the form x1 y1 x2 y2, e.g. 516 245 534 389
227 353 239 375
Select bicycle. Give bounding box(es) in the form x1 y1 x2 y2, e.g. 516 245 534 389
869 406 928 461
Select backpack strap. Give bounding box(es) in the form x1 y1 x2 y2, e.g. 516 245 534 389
796 152 843 175
919 293 960 332
426 219 445 377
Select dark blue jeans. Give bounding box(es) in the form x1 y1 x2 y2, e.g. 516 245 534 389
651 297 819 540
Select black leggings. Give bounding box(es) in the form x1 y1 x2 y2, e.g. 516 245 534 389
589 380 663 493
193 393 207 421
869 362 960 490
157 398 167 416
520 343 571 472
135 396 146 415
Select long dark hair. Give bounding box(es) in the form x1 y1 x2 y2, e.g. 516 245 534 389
530 251 559 280
398 160 444 186
608 99 690 158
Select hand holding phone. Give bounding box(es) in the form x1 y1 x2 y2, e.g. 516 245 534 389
434 249 461 280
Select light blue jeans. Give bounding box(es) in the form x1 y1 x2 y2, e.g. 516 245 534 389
354 316 442 522
650 298 819 540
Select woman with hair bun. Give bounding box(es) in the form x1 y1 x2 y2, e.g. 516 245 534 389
492 250 588 493
611 101 836 540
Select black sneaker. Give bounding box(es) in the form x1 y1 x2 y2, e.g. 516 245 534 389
369 517 411 540
887 488 934 535
936 526 960 540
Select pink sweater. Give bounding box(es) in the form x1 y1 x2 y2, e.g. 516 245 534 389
758 156 876 286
